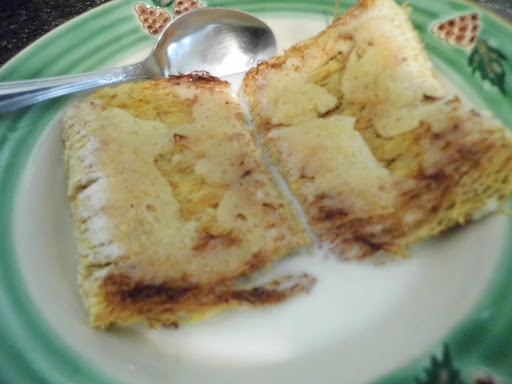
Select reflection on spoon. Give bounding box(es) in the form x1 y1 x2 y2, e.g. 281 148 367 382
0 7 276 114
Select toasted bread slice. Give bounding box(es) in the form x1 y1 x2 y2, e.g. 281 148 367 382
242 0 512 258
63 75 312 328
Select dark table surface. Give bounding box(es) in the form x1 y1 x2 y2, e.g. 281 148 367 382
0 0 113 66
0 0 511 67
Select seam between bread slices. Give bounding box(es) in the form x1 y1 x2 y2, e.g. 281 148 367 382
238 92 318 245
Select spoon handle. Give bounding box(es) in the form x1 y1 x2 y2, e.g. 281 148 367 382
0 63 149 114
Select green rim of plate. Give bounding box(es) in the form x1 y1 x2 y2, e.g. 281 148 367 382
0 0 511 383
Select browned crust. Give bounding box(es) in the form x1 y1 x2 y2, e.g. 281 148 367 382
320 106 512 259
242 0 376 105
92 272 317 328
159 72 228 87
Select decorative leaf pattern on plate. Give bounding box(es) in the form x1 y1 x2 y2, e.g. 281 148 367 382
468 39 508 94
415 345 511 384
415 345 464 384
431 13 507 94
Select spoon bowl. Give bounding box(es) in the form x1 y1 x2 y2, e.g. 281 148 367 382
0 8 276 114
148 7 276 77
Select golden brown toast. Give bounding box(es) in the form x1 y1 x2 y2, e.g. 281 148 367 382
242 0 512 258
63 75 312 328
64 0 512 328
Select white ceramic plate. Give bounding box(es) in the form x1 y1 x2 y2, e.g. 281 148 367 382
1 0 511 383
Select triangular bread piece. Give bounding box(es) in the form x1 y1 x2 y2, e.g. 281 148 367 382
242 0 512 258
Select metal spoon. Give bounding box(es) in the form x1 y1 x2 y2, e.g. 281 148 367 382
0 7 276 114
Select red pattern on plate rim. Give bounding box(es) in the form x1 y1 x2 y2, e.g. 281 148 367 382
430 12 508 94
134 0 205 35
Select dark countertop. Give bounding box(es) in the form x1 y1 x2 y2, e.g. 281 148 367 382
0 0 510 67
477 0 512 20
0 0 113 66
